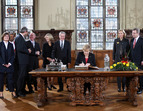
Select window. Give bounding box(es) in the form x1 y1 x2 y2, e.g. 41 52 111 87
1 0 34 35
76 0 119 50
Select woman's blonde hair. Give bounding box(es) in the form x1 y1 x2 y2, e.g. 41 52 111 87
118 30 126 38
44 33 54 42
83 44 91 51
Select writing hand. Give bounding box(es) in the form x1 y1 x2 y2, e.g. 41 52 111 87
85 63 90 66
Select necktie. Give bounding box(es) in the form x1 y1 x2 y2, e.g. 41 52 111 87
133 39 136 48
32 41 35 48
61 41 64 49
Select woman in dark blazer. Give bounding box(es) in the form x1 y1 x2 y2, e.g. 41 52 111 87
75 44 96 94
42 33 56 90
113 30 130 92
0 32 17 99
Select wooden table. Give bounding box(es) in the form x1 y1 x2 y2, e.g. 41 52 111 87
29 68 143 107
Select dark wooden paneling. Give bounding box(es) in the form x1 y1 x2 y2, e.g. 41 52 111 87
33 29 74 50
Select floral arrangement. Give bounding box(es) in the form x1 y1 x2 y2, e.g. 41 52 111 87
110 61 138 71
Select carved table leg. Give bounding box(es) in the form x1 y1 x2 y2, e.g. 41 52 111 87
126 76 138 106
67 77 85 106
92 77 106 106
37 77 47 107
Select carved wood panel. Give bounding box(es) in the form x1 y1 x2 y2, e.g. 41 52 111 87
33 29 74 49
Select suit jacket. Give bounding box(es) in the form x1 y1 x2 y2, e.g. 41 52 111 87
52 40 71 65
0 41 14 73
42 42 54 68
130 37 143 69
75 52 96 66
15 34 29 64
26 40 41 70
113 38 130 63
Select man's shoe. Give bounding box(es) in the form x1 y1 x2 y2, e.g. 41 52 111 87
48 87 52 90
123 89 126 92
5 87 9 91
137 90 142 94
51 85 57 89
35 87 37 91
118 89 121 92
23 90 29 94
57 89 63 92
17 92 26 97
12 93 18 98
28 90 34 94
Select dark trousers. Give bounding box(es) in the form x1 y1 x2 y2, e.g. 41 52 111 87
117 77 126 90
17 64 28 93
84 82 91 94
58 77 63 90
0 72 14 92
24 73 33 91
58 64 69 90
13 60 19 90
139 76 143 90
27 63 37 91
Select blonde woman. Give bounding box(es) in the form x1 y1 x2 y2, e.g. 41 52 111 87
75 44 96 94
42 33 56 90
75 44 96 66
113 30 130 92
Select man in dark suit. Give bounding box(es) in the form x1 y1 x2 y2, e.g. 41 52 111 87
26 32 41 91
52 31 71 92
130 28 143 94
15 27 31 97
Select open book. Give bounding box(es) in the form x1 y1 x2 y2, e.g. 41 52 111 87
75 65 99 70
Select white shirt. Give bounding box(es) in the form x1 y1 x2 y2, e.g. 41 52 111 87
135 36 139 43
60 40 64 47
9 41 15 50
3 41 8 49
30 40 35 48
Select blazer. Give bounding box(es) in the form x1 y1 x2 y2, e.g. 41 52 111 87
15 34 29 64
130 37 143 69
52 40 71 64
0 41 14 73
75 52 96 66
26 40 41 70
113 38 130 63
42 42 54 68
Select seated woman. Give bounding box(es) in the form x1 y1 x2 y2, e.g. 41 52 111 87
75 44 96 94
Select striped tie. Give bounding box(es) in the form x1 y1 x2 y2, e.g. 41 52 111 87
61 41 64 49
